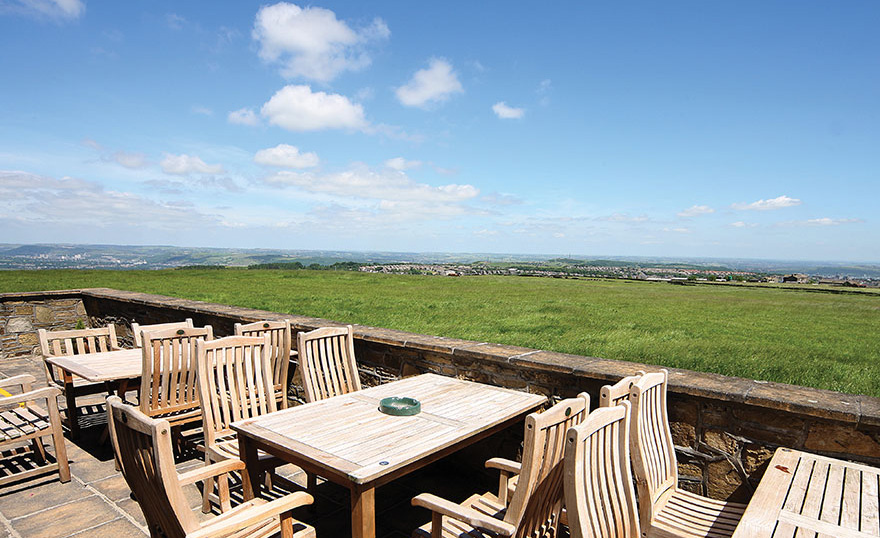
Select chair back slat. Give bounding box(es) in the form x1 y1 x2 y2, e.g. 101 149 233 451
565 402 640 538
139 326 212 419
296 325 361 402
629 370 678 518
196 336 276 447
107 396 197 538
234 320 291 408
599 371 645 408
38 326 119 385
131 318 194 347
505 393 590 536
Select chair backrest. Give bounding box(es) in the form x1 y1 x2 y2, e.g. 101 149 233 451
504 393 590 537
598 371 645 408
131 318 194 347
296 325 360 402
139 326 213 418
564 402 640 538
628 370 677 527
38 325 119 385
106 395 198 538
196 335 277 450
234 320 291 408
39 325 119 357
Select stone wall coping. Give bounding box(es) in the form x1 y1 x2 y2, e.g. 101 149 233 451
4 288 878 427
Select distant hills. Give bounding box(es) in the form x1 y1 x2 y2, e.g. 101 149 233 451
0 243 878 278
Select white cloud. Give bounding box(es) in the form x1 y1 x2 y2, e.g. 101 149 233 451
384 157 421 171
228 108 260 126
265 164 479 204
730 221 758 228
395 58 463 108
598 213 649 223
677 205 714 217
780 217 863 227
254 144 319 169
0 170 221 231
161 154 225 175
492 102 525 119
252 2 389 82
732 195 801 211
111 151 148 169
663 227 691 233
3 0 84 20
261 85 367 132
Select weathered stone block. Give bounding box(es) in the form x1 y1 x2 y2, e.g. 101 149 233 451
742 445 774 476
34 306 55 323
74 302 87 316
704 430 738 455
18 333 38 347
804 422 880 458
706 459 742 500
12 305 32 315
5 317 33 333
670 420 696 449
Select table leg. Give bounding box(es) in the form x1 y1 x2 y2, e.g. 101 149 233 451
237 436 260 501
62 371 80 439
350 484 376 538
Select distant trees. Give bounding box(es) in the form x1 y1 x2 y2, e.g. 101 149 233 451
248 261 361 271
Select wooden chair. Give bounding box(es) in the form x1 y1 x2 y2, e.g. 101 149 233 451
295 325 360 403
196 335 290 512
131 318 194 347
234 320 293 409
0 374 70 486
38 325 121 438
564 401 640 538
139 326 212 429
626 370 745 538
411 393 590 538
599 371 645 408
106 396 314 538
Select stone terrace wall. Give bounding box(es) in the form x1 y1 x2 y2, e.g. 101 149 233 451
2 288 878 502
0 291 88 358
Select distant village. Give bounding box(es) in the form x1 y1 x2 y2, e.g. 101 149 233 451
359 263 879 288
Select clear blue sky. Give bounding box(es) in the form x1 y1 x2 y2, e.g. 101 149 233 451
1 1 877 262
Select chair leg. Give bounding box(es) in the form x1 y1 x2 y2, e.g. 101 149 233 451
46 395 71 483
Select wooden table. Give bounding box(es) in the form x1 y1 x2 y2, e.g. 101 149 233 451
45 348 142 436
232 373 547 538
732 447 880 538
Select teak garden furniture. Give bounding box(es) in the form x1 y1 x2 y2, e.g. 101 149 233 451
411 392 589 538
0 374 70 486
232 372 546 538
295 325 361 403
38 325 123 438
234 320 293 409
139 326 213 428
731 447 880 538
131 318 194 347
107 396 315 538
196 335 289 512
624 371 745 538
564 401 640 538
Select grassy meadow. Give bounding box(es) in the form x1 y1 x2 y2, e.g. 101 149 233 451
2 269 878 397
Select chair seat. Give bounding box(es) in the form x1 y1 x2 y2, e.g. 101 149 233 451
648 489 746 538
0 404 52 442
149 406 203 428
213 498 315 538
413 492 507 538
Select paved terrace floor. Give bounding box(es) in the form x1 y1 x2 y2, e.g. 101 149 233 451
0 354 502 538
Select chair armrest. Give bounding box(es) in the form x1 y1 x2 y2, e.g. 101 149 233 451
485 457 521 475
189 491 313 538
412 493 516 536
0 374 36 391
0 386 61 408
178 459 247 486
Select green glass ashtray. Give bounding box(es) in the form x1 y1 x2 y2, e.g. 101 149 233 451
379 397 421 416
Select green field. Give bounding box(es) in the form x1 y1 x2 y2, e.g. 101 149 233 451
2 269 878 397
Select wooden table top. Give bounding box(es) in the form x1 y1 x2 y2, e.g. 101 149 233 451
45 348 142 383
732 447 880 538
232 373 547 485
